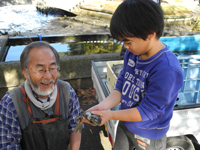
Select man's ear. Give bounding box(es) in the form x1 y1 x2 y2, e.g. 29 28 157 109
22 69 28 79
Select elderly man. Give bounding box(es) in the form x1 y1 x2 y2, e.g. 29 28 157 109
0 41 81 150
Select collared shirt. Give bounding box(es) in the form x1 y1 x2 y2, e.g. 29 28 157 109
33 91 50 103
0 86 81 150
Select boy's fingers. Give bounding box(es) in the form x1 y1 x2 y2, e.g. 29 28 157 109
82 117 89 123
92 111 104 116
82 117 97 126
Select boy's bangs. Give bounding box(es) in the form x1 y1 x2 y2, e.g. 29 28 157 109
110 19 135 41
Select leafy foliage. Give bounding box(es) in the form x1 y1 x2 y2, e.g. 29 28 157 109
191 17 200 31
65 41 122 56
77 88 97 104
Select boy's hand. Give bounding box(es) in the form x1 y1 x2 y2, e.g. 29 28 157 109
82 110 112 126
82 103 111 125
82 104 105 125
92 110 112 126
82 117 96 125
86 103 106 112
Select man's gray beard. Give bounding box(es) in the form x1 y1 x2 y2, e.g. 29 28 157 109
27 74 56 97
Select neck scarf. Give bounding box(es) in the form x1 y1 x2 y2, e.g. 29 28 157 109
24 80 57 110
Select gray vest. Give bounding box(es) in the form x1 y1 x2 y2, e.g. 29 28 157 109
8 80 70 129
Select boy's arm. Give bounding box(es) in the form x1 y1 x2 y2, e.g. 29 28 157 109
92 107 142 126
82 90 122 125
109 107 142 122
99 90 122 110
86 89 122 113
84 90 141 126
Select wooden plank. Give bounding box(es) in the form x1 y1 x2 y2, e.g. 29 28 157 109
0 35 9 62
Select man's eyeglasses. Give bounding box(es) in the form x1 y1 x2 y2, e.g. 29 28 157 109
28 66 60 76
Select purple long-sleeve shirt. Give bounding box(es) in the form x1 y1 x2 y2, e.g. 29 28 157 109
115 45 184 139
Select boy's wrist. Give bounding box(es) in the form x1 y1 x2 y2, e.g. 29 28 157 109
99 101 109 110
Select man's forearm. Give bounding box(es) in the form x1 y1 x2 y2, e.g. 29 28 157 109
70 131 81 150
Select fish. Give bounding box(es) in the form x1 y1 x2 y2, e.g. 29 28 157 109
74 111 102 133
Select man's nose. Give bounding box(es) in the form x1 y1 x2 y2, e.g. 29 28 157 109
43 70 52 78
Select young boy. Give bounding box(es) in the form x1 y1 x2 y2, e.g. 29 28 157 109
83 0 184 149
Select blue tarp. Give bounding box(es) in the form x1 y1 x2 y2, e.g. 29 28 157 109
160 35 200 51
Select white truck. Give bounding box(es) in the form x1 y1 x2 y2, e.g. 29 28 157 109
91 35 200 150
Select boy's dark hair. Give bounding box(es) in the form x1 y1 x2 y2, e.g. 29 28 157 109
110 0 164 40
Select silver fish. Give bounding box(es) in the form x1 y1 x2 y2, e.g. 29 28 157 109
74 111 102 133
